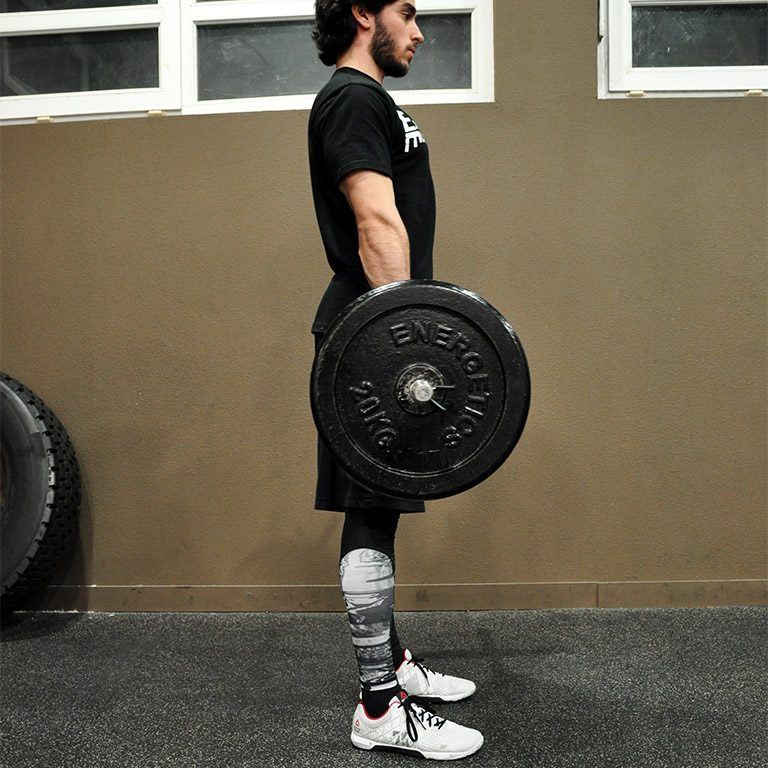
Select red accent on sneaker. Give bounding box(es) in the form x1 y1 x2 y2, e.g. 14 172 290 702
360 696 401 721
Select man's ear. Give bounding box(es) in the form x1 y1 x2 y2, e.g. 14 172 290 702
351 3 374 31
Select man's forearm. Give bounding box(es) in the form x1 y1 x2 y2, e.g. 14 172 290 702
357 216 411 288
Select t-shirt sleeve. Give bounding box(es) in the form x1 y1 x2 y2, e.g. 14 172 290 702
318 83 393 187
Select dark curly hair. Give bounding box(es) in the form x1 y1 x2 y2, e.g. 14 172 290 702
312 0 393 66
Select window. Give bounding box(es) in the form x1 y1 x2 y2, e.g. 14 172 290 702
0 0 494 124
598 0 768 97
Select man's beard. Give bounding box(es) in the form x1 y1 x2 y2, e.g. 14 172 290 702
371 20 409 78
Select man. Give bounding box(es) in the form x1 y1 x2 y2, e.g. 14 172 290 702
308 1 484 760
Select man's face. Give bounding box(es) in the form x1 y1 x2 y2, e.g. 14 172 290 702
370 1 424 78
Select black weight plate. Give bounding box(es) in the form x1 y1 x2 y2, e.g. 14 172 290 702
311 280 530 500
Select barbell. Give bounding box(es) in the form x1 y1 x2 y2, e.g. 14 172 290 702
310 280 530 500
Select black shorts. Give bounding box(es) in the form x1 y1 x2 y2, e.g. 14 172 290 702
313 332 425 514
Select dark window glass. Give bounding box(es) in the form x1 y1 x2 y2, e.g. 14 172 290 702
198 20 325 100
0 29 158 96
197 14 472 100
633 3 768 67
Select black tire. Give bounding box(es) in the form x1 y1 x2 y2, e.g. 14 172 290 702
1 373 81 614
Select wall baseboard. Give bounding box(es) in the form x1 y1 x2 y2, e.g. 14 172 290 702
29 579 768 612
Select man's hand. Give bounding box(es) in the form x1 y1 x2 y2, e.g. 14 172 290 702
340 170 410 288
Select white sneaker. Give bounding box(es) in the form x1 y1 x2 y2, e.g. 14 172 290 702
351 691 484 760
396 649 477 703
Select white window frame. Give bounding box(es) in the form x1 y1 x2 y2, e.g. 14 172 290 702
0 0 493 124
0 1 182 121
598 0 768 98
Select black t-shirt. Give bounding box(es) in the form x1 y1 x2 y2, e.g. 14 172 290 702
308 67 436 333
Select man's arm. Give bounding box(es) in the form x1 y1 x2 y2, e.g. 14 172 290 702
340 169 410 288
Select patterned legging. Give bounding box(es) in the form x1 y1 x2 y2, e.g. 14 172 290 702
339 508 403 691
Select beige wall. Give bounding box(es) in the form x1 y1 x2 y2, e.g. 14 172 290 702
1 1 766 611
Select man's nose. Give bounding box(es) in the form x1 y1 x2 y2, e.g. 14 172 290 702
412 23 424 44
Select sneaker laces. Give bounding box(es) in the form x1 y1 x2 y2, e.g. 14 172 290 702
408 654 442 683
398 695 446 742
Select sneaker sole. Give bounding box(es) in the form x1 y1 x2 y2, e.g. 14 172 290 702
351 732 484 760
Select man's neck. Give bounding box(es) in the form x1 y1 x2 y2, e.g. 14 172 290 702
337 43 384 84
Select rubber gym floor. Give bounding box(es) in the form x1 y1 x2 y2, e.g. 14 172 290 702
1 607 766 768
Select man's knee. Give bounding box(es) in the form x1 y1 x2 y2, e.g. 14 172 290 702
340 508 400 560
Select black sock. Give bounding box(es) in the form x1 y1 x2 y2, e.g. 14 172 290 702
362 682 401 718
